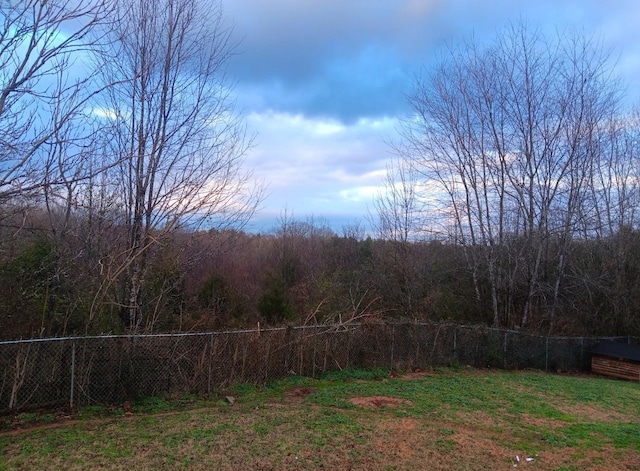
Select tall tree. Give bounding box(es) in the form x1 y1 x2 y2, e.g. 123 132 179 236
370 156 427 316
93 0 260 331
400 23 625 329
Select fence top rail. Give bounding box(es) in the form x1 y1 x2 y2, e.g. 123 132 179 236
0 322 637 346
0 323 359 346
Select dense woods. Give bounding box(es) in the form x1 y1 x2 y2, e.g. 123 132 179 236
1 4 639 340
2 211 640 339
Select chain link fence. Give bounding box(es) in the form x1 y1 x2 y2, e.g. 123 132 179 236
1 323 637 413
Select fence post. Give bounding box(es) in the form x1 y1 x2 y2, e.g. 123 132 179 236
70 340 76 409
545 336 549 372
453 327 457 363
312 332 317 378
208 334 214 395
390 324 395 369
264 339 270 382
503 332 508 369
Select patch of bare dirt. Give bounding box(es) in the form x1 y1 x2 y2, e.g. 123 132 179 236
373 417 420 462
371 416 530 470
397 369 433 380
449 427 520 466
0 419 81 437
349 396 412 409
284 387 315 398
536 446 640 470
0 406 214 437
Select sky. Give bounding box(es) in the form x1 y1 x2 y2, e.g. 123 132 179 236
219 0 640 234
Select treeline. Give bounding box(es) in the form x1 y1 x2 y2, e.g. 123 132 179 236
3 3 640 339
1 209 639 339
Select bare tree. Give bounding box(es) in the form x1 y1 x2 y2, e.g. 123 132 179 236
372 156 424 243
369 156 427 315
0 0 111 205
0 0 121 337
401 23 625 329
577 111 640 331
91 0 260 331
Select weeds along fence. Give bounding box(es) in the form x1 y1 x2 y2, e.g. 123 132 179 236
0 323 638 413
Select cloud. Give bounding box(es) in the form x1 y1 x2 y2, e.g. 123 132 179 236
242 111 394 228
232 49 411 123
225 0 634 123
218 0 640 231
223 0 450 122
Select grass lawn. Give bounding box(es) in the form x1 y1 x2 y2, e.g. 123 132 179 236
1 367 639 470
